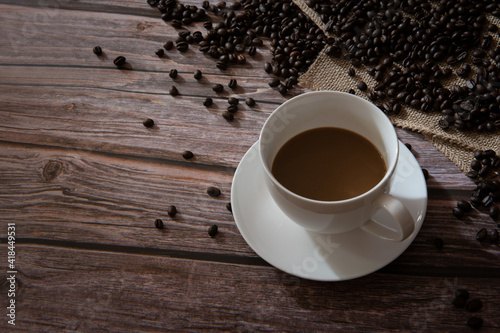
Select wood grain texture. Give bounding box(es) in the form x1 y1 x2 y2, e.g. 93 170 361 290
1 0 499 331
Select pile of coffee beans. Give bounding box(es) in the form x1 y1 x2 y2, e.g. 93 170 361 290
305 0 500 133
147 0 328 94
452 288 484 329
453 149 499 242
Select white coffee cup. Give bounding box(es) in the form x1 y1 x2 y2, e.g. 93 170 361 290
259 91 415 241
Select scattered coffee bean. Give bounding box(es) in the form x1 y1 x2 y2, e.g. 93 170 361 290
222 111 234 121
143 118 155 128
226 202 232 212
212 83 224 93
466 299 483 312
356 80 368 91
467 316 483 330
113 56 126 67
348 88 356 95
155 48 165 57
245 97 255 107
194 70 202 80
490 205 499 218
457 200 472 212
208 224 218 237
452 296 467 308
182 150 194 159
169 69 178 78
422 168 429 180
268 78 280 88
452 207 464 219
167 205 177 217
227 105 238 113
491 229 499 243
203 97 213 107
207 186 221 197
154 218 164 229
348 68 355 77
164 40 174 50
228 97 239 105
93 46 102 55
169 85 179 96
228 79 237 89
476 228 488 241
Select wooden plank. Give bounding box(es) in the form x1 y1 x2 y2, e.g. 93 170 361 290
1 143 498 271
2 245 499 332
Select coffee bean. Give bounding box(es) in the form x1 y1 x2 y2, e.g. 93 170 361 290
226 202 232 212
208 224 218 237
143 118 155 128
245 97 255 107
490 205 499 218
228 97 239 105
203 97 213 107
164 41 174 50
491 229 499 243
471 159 482 171
169 85 179 96
167 205 177 217
348 88 356 95
227 105 238 113
93 46 102 55
212 83 224 93
452 296 467 308
356 80 368 91
348 68 355 77
222 111 234 121
476 228 488 241
182 150 194 160
455 289 470 300
268 78 280 87
113 56 126 67
228 79 237 89
154 218 164 229
467 317 483 329
207 186 221 197
194 70 202 80
466 299 483 312
169 69 178 79
457 200 472 212
155 48 165 57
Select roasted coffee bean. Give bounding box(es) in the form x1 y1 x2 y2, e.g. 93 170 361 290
467 317 483 330
203 97 213 107
348 68 355 77
268 78 280 88
176 41 188 52
245 97 255 107
247 46 256 56
226 202 232 212
207 186 221 197
466 299 483 312
452 207 464 218
113 56 126 67
422 168 429 180
467 171 479 179
457 200 472 212
228 79 237 89
212 83 224 93
167 205 177 217
216 61 227 70
182 150 194 160
208 224 218 237
194 70 202 80
228 97 239 105
470 195 482 207
227 105 238 113
490 205 499 218
455 289 470 300
452 296 466 308
476 228 488 241
93 46 102 55
154 218 164 229
169 85 179 96
491 229 499 243
278 84 288 95
164 40 174 50
169 69 178 78
143 118 155 128
482 195 494 207
471 159 482 171
222 111 234 121
155 48 165 57
356 80 368 91
348 88 356 95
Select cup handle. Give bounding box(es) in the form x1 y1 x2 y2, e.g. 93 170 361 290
360 193 414 242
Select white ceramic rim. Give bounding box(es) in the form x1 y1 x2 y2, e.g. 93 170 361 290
259 91 399 206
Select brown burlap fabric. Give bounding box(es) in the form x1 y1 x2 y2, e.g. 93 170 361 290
293 0 500 173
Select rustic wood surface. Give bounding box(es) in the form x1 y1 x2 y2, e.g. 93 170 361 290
0 1 499 332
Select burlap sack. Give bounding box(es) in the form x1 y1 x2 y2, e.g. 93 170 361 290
293 0 500 173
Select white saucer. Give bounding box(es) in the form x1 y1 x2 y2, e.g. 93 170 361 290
231 141 427 281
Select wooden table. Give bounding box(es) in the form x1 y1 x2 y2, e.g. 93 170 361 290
1 1 499 331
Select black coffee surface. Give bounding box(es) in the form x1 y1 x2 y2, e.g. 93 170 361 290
271 127 386 201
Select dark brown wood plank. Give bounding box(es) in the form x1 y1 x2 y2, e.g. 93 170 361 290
1 143 498 272
2 245 499 332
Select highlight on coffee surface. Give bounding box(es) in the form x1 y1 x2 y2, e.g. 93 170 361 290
271 127 386 201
